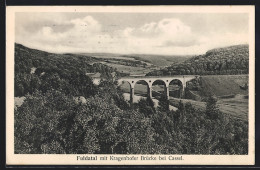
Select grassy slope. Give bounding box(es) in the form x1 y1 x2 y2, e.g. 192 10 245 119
199 75 248 97
185 75 249 120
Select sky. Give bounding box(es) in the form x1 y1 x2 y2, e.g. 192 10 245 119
15 12 249 55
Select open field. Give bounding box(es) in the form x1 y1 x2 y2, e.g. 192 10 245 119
80 53 192 67
80 52 193 76
105 63 154 75
127 54 192 67
80 52 159 75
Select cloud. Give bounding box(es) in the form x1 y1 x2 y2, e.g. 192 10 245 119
119 18 202 54
15 14 249 55
120 18 248 54
125 18 196 45
16 15 105 52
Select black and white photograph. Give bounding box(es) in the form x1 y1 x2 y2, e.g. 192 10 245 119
6 6 255 165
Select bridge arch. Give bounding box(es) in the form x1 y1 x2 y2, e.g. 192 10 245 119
118 80 132 89
151 79 168 99
134 80 150 98
117 80 132 103
169 79 184 98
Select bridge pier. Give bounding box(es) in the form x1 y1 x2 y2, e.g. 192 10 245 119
180 85 186 98
147 85 152 99
130 87 134 105
164 85 169 100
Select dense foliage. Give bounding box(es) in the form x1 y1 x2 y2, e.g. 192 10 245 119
147 44 249 76
15 88 248 154
15 43 248 154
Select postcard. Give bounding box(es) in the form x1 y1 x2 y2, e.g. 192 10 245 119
6 5 255 165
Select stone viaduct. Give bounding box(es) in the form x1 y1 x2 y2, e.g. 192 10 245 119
117 75 198 103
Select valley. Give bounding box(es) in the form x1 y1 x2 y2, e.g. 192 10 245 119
14 43 249 121
79 52 191 76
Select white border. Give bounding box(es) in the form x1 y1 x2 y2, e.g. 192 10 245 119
6 5 255 165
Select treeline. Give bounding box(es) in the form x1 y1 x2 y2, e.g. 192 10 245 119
15 43 119 97
15 43 248 154
147 44 249 76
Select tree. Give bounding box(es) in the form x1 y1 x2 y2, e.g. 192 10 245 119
138 97 155 117
205 95 219 120
158 94 169 112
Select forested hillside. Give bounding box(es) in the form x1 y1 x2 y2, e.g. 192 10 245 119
15 43 248 155
147 44 249 76
15 43 118 97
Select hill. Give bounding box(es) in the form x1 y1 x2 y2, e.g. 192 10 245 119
146 44 249 76
15 43 118 97
198 75 248 97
